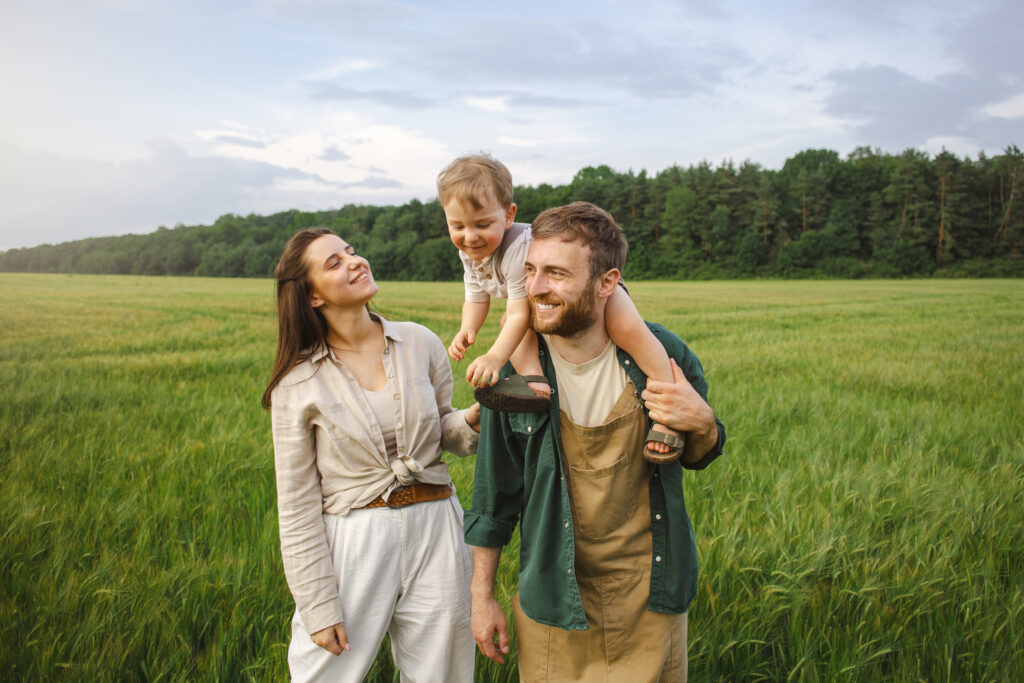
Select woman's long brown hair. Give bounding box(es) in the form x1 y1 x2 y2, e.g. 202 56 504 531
261 228 335 409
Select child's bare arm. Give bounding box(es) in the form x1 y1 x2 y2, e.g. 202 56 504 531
466 296 531 386
449 299 490 361
605 287 672 384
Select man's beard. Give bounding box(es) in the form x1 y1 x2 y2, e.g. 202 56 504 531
530 284 598 338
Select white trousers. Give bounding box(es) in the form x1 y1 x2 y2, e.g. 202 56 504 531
287 496 474 683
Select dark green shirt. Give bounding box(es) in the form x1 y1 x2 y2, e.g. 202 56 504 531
464 323 726 630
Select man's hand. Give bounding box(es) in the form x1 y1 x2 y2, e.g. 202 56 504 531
470 546 510 663
466 353 504 387
642 359 718 463
448 329 476 361
311 622 350 655
471 594 511 664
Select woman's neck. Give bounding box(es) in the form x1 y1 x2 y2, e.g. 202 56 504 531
323 306 381 352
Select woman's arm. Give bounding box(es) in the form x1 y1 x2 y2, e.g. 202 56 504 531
428 333 481 458
271 390 345 635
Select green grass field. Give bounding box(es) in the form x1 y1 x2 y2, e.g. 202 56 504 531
2 274 1022 681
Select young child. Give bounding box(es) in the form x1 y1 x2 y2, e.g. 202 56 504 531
437 153 683 462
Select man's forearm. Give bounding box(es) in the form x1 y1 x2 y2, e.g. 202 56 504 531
471 545 502 598
680 403 719 465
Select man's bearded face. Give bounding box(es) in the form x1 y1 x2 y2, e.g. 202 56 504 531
529 277 599 337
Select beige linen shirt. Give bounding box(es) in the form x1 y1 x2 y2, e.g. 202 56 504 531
270 315 479 633
460 221 531 302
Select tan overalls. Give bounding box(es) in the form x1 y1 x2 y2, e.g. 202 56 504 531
513 383 688 682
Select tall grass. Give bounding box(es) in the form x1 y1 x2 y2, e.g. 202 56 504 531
1 274 1021 681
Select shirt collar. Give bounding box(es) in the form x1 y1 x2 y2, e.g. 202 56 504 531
310 312 401 363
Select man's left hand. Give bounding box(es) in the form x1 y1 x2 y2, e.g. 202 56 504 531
642 359 718 461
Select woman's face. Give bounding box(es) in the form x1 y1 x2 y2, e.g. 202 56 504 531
304 234 377 311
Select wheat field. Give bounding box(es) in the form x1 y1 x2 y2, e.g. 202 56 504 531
1 274 1022 681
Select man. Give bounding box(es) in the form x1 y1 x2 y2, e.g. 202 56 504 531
463 201 726 681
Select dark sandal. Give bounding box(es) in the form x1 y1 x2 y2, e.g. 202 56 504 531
643 428 685 464
474 374 551 413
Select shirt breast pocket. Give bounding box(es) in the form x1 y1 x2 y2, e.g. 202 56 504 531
317 402 372 446
406 376 441 432
508 411 548 449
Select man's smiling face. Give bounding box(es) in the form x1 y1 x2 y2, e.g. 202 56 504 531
524 236 600 338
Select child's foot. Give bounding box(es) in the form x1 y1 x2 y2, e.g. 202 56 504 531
643 423 685 464
526 380 551 398
474 374 550 413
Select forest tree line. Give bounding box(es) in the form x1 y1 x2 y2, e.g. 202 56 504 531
2 145 1023 280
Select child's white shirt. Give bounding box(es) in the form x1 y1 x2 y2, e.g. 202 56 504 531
459 222 532 303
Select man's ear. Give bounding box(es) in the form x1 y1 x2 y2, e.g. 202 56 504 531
504 203 517 229
596 268 620 299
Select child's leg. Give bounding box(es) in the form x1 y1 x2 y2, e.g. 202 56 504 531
508 326 550 396
605 286 679 455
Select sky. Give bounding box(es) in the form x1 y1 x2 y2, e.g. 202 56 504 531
1 0 1022 251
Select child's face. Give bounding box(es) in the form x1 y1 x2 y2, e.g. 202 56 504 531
443 192 516 262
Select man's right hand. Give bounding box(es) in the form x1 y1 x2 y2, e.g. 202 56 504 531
471 594 510 663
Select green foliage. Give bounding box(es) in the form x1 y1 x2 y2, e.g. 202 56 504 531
2 274 1022 681
3 146 1024 280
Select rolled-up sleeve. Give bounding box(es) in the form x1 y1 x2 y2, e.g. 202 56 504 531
428 334 479 458
271 388 344 634
464 406 524 548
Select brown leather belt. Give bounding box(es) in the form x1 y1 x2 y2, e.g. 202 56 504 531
359 483 452 509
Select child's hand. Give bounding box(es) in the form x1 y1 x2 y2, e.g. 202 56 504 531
448 329 476 361
466 354 504 387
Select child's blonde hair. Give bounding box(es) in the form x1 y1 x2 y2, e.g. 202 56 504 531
436 153 514 210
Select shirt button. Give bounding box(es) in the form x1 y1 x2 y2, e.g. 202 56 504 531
383 348 388 354
655 514 662 521
655 556 662 563
653 472 659 478
486 275 492 279
625 359 631 365
527 426 532 433
564 522 569 529
393 394 400 400
567 569 573 575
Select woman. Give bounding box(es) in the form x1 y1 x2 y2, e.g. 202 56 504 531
262 228 479 682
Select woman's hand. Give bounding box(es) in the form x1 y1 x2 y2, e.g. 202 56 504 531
311 622 350 655
465 402 481 433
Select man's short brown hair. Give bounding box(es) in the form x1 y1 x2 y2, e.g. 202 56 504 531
436 153 514 209
531 201 628 279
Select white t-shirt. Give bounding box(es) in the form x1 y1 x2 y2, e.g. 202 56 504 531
546 337 628 428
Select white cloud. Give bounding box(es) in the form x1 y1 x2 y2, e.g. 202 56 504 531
496 137 541 148
981 93 1024 119
0 140 322 249
465 96 510 112
304 58 379 81
2 0 1022 250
